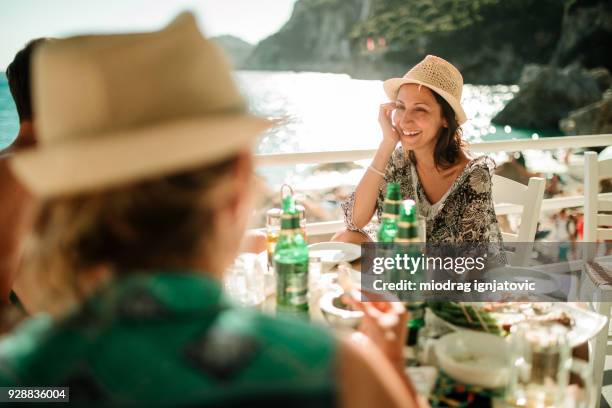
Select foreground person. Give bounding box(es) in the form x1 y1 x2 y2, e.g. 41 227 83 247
0 39 51 306
335 55 504 247
0 14 424 407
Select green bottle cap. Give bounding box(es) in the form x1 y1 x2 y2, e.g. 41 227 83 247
397 199 419 240
399 199 416 222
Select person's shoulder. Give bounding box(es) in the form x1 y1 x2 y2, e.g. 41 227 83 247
390 146 409 166
246 308 335 351
0 155 22 188
466 154 496 173
0 315 55 384
228 307 335 360
386 146 412 182
462 154 495 193
219 307 337 380
0 309 104 386
464 155 496 178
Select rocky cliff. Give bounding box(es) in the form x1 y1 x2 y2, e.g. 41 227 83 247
246 0 395 77
492 0 612 130
551 0 612 71
212 35 254 70
491 64 604 129
243 0 612 131
244 0 573 83
355 0 566 84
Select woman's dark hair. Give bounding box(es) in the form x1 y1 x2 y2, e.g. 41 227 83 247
408 90 466 169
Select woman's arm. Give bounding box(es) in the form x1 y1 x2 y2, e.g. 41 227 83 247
345 103 399 229
337 336 428 408
337 295 428 408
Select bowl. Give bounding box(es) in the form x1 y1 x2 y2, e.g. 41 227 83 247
434 331 510 389
319 290 363 330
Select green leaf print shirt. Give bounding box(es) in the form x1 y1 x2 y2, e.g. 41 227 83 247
0 272 337 406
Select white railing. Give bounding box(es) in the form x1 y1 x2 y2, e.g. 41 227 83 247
256 134 612 167
300 193 612 237
255 134 612 236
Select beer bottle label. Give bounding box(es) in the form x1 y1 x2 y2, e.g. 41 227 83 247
275 261 309 309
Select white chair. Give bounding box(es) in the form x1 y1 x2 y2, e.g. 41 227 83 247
492 175 546 266
582 151 612 407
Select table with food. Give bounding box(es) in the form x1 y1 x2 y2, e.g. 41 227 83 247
224 184 609 408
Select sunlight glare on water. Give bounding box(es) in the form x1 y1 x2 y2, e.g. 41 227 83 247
235 71 519 154
0 71 519 153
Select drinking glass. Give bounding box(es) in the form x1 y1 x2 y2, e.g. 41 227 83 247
505 322 593 408
265 208 282 267
224 253 266 307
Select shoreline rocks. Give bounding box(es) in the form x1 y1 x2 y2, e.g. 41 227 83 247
560 88 612 136
492 64 603 129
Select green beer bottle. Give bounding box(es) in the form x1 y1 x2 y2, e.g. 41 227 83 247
274 195 309 314
397 200 426 346
377 182 401 242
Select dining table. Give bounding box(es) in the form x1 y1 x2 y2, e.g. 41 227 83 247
250 252 609 407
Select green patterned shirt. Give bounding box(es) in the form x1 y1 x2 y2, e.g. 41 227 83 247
0 272 337 406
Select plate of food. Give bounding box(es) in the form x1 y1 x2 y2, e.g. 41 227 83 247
308 242 361 265
428 301 608 347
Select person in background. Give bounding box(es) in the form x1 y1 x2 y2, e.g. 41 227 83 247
552 209 571 261
2 39 49 154
0 14 425 407
335 55 504 248
493 152 542 235
544 173 564 198
0 38 51 309
494 152 540 187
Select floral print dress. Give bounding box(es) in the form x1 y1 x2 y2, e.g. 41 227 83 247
342 147 505 248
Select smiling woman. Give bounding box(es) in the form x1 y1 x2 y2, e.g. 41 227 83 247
334 55 505 251
393 83 464 171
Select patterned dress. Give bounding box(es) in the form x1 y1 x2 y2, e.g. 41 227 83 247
342 147 505 248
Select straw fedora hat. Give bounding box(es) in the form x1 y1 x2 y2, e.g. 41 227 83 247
383 55 467 125
9 12 271 197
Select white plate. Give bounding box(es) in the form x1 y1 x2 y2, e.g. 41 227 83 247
308 242 361 264
427 303 608 348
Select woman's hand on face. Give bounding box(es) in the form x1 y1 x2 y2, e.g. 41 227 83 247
378 103 400 148
344 293 408 368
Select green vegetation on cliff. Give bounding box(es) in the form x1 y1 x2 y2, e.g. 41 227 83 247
350 0 565 83
246 0 610 85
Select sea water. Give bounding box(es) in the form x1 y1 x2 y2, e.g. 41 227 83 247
0 73 18 149
0 70 529 152
235 70 528 154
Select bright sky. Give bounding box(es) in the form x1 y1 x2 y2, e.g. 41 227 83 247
0 0 296 68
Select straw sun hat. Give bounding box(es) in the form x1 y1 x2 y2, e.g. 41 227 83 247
383 55 467 125
9 12 271 197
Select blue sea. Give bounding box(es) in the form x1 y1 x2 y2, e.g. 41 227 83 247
0 73 18 148
0 70 544 153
